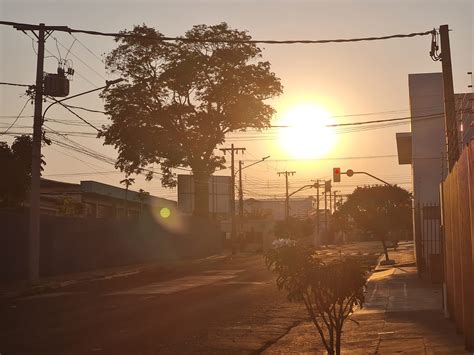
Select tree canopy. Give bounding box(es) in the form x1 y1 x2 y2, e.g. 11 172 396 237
0 135 40 207
100 23 282 216
337 185 412 237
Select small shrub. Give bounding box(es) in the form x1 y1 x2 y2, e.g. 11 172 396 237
265 240 368 355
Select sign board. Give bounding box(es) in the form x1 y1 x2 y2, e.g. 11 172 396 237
178 175 232 214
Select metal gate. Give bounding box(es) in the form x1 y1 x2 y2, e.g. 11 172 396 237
415 202 441 276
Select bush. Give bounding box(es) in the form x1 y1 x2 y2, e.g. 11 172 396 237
265 239 368 355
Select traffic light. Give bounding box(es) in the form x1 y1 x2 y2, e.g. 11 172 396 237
333 167 341 182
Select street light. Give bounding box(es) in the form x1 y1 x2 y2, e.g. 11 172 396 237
237 155 270 249
238 155 270 214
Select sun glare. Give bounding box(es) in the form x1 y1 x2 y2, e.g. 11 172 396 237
278 103 337 159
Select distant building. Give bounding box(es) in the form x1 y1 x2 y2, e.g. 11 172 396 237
39 178 176 219
243 196 316 221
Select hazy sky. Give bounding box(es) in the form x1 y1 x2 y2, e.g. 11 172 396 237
1 0 472 200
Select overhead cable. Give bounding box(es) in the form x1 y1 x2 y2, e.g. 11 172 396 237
0 21 434 45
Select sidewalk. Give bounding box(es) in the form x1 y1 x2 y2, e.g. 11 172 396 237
264 242 468 354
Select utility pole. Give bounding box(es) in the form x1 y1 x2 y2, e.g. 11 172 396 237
324 190 328 230
29 23 46 283
277 171 296 224
329 190 333 214
316 181 320 237
324 180 331 230
238 160 244 234
12 22 66 282
439 24 460 171
236 155 269 246
333 190 339 212
220 144 245 253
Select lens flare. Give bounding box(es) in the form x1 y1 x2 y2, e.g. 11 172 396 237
160 207 171 219
150 203 186 234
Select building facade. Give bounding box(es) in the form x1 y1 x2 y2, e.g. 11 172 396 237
39 178 176 219
396 72 473 276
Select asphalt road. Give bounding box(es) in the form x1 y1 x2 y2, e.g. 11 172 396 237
0 242 383 355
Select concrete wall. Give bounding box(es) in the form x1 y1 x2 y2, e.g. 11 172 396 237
0 210 222 282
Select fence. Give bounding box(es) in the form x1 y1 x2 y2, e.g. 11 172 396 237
441 140 474 351
0 210 223 282
414 202 442 276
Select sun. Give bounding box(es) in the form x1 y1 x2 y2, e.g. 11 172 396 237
278 103 337 159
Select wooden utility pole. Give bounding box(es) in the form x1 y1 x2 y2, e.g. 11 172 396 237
329 191 333 214
26 23 46 283
277 171 296 224
220 144 245 253
238 160 244 235
12 22 68 282
316 181 320 236
439 24 460 171
332 190 338 212
324 191 328 230
324 180 331 230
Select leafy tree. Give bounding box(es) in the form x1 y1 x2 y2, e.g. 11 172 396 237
337 185 412 261
265 241 368 355
274 216 314 239
0 135 44 207
100 23 282 217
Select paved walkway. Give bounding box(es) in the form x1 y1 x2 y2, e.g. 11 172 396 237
265 242 468 354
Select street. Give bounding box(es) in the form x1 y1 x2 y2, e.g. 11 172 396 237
1 254 304 354
0 243 382 355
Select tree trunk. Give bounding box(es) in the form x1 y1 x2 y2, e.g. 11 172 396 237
193 170 210 219
380 236 390 261
335 326 342 355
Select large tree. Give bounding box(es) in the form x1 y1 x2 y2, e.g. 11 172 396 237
0 135 37 207
336 185 412 260
100 23 282 217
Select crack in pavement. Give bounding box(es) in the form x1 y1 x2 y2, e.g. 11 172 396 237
255 319 304 354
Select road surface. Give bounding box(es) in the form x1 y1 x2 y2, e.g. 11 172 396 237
0 242 382 354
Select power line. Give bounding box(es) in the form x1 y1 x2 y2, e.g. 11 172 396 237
46 97 103 132
0 99 30 136
53 36 107 81
44 170 120 177
69 33 103 63
60 103 107 114
0 82 33 88
0 21 434 45
68 28 436 45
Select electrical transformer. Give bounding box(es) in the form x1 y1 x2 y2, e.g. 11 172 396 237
44 73 70 97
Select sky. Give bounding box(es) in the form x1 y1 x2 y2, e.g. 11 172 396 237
0 0 472 201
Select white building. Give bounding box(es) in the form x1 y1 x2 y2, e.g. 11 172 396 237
396 72 473 275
